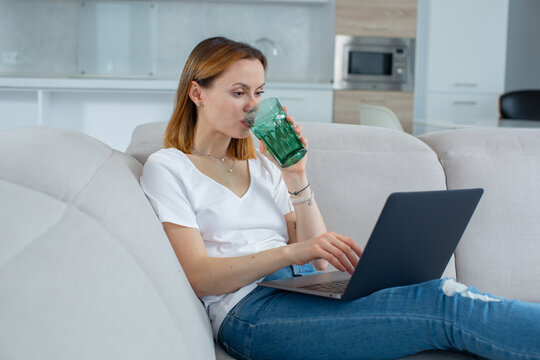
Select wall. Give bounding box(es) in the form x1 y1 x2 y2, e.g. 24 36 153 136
504 0 540 92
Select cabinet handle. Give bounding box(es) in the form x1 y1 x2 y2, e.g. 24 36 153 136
452 101 478 106
361 98 386 103
453 82 478 88
363 26 389 31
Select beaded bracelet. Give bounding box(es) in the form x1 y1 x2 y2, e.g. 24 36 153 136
290 192 314 206
288 183 310 196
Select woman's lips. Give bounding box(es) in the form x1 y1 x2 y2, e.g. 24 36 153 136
240 120 249 129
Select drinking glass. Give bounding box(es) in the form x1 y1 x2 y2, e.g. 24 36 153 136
244 97 307 167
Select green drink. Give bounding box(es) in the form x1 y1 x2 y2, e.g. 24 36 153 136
245 97 307 167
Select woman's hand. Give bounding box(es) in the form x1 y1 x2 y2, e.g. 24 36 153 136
285 232 363 274
259 106 309 189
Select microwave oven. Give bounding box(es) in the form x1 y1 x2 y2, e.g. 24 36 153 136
334 35 415 91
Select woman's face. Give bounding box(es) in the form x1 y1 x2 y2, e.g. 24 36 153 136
197 58 266 139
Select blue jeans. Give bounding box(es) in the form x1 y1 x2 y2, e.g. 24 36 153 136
218 264 540 360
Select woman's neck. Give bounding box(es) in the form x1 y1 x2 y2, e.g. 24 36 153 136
192 122 231 157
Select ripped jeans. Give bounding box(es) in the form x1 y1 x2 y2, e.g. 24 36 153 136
218 264 540 360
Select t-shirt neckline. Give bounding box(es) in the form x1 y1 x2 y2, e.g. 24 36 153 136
176 149 254 200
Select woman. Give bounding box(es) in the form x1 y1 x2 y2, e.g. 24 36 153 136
141 37 540 360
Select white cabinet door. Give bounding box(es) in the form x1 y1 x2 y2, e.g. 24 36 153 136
425 93 499 127
263 87 333 123
426 0 509 94
0 91 39 131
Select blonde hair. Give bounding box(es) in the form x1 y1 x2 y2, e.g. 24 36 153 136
164 37 267 159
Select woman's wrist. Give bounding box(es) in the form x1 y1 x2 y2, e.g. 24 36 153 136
282 243 295 265
283 174 309 195
290 191 314 206
288 182 310 196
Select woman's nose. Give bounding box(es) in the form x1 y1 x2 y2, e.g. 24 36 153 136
244 95 259 112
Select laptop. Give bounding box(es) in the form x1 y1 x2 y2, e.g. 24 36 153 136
259 188 484 300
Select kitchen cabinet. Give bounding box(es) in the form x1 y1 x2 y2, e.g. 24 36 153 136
415 0 509 133
426 0 508 94
0 0 334 83
335 0 417 38
0 86 176 152
333 90 414 133
264 86 334 124
0 78 332 151
0 91 39 128
424 93 499 127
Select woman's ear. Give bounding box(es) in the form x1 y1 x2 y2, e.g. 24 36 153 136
188 80 203 107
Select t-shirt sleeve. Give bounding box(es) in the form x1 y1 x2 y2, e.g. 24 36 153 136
140 154 199 229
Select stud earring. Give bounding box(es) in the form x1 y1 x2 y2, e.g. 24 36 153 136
197 102 203 108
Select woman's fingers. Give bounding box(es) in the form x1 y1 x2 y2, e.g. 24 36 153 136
289 232 361 274
316 233 362 274
294 124 308 148
287 115 295 126
320 249 347 273
324 232 362 257
330 240 359 271
281 105 308 149
333 232 363 260
288 117 309 149
282 105 295 127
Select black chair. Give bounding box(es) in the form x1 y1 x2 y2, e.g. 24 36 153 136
499 90 540 121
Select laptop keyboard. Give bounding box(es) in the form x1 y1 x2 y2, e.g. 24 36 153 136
299 280 349 294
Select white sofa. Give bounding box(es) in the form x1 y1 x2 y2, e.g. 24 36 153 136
1 122 539 360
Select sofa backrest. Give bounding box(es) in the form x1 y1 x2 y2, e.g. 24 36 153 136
127 121 451 275
0 127 215 360
126 121 169 164
420 128 540 302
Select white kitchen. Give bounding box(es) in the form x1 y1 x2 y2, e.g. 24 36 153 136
0 0 539 151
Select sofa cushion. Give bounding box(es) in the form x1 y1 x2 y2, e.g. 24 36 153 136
419 128 540 302
0 127 215 360
301 123 447 258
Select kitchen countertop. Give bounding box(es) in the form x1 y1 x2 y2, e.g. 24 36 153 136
0 77 333 92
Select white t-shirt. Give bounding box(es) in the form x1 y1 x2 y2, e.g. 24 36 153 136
140 147 291 338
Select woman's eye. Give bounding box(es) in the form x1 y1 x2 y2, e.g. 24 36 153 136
233 91 244 97
256 90 265 96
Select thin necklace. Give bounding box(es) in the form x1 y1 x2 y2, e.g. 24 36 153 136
191 149 235 173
